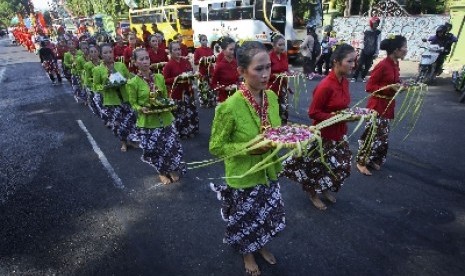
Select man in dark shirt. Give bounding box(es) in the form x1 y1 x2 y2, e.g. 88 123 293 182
39 40 62 84
352 17 382 82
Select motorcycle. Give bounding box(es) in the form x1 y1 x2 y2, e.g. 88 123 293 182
417 40 445 84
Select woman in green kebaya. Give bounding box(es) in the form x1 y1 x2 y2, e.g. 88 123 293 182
127 48 186 185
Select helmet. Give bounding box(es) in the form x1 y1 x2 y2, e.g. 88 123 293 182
444 22 452 31
369 17 380 29
306 24 316 34
436 25 447 34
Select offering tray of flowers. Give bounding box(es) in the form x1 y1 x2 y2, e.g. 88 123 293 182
105 72 127 89
144 90 177 114
262 125 318 149
338 107 377 120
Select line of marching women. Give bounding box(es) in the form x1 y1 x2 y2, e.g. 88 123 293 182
36 33 200 184
31 32 410 275
281 36 408 211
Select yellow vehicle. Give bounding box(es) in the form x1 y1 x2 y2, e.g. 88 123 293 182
129 4 193 49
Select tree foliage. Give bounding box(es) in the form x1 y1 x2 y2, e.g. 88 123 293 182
64 0 129 18
0 0 34 26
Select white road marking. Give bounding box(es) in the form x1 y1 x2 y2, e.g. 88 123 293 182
0 67 6 83
77 120 125 189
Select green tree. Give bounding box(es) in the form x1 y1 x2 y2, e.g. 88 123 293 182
405 0 446 14
0 0 34 26
65 0 130 18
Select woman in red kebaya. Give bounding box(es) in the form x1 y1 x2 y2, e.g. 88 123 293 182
154 32 167 53
194 34 216 107
268 34 290 124
281 44 356 210
55 38 68 79
123 32 138 73
174 33 189 57
211 37 239 103
356 35 408 175
147 34 168 71
163 41 199 139
113 35 125 62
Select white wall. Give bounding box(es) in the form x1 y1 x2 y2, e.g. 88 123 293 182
333 15 450 61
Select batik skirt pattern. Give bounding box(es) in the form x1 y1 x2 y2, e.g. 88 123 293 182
62 66 71 81
277 88 289 125
280 138 352 195
112 103 138 142
198 76 216 108
356 117 390 166
102 105 118 130
210 181 285 254
173 94 199 139
270 79 289 124
86 89 99 115
93 93 109 124
42 60 59 75
71 75 86 102
138 125 186 175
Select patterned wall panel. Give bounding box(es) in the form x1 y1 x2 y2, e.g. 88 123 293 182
333 15 450 61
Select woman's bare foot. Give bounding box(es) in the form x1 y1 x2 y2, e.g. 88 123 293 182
127 141 140 149
120 142 127 152
159 174 172 185
322 190 337 203
310 194 327 210
356 163 372 176
258 247 276 265
243 253 260 276
370 162 381 171
169 172 180 183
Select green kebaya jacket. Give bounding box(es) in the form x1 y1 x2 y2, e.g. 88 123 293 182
127 74 175 129
63 49 84 75
82 61 98 88
93 62 131 106
75 55 86 79
209 90 282 189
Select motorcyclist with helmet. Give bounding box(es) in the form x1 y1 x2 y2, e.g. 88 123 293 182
428 24 458 75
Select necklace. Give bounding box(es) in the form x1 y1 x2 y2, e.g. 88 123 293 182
138 71 155 92
240 83 270 132
105 62 116 78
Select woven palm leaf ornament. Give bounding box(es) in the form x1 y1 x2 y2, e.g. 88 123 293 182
269 72 307 113
351 80 428 140
188 124 325 179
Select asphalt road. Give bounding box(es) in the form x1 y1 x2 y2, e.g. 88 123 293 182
1 38 465 276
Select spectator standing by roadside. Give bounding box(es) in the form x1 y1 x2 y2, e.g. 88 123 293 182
352 17 381 83
300 26 315 78
316 26 333 76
